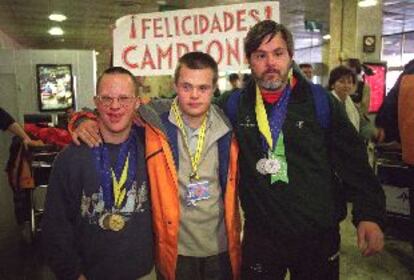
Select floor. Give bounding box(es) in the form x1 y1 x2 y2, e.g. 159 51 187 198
0 206 413 280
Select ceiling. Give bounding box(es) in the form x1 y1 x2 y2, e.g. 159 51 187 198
0 0 413 69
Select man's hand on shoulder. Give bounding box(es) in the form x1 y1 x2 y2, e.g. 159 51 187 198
72 119 101 148
357 221 384 256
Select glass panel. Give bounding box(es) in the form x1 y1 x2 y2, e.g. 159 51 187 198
381 35 403 67
402 32 414 65
385 70 402 94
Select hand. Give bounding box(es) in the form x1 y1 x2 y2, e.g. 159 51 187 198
78 274 87 280
357 221 384 256
71 119 101 148
23 139 44 149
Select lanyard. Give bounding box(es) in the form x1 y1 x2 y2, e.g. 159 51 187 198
112 155 129 209
172 99 208 180
255 69 293 151
94 127 137 210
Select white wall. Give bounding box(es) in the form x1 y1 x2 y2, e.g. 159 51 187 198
0 49 96 120
0 49 95 233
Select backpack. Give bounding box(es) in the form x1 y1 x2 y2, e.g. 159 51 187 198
224 82 331 130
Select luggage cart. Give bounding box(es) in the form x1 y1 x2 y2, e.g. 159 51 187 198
374 144 413 240
29 146 59 238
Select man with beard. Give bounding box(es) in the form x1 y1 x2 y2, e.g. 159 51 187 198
218 20 385 280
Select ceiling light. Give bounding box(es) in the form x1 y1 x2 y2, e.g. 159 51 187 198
358 0 378 8
48 27 64 36
323 34 331 40
49 13 67 22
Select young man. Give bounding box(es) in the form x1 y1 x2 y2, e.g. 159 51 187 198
218 20 385 280
71 52 241 280
42 67 154 280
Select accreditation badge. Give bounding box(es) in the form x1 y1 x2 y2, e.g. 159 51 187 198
186 180 210 206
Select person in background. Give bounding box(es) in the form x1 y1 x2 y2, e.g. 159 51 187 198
344 58 371 116
328 65 379 141
70 52 241 280
217 20 385 280
42 67 154 280
228 73 241 92
241 73 252 88
299 63 314 81
376 58 414 251
220 73 242 100
0 107 43 147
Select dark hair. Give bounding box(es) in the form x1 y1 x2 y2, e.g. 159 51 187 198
345 58 362 74
174 52 218 85
299 63 312 69
328 65 356 90
96 66 139 96
229 73 240 82
242 73 251 83
244 20 294 59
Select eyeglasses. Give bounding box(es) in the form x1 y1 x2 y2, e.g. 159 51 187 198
95 95 136 107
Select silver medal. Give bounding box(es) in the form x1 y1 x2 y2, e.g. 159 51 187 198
256 158 268 175
264 158 281 174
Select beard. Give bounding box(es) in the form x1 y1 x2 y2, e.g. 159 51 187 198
253 69 289 91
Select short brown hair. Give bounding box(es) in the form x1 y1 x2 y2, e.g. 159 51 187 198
244 20 294 60
174 52 218 85
96 66 139 97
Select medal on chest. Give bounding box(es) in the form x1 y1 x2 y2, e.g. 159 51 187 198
255 81 291 184
94 129 138 232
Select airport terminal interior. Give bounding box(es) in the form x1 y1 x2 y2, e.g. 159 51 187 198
1 0 414 279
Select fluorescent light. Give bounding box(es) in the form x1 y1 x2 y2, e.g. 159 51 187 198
323 34 331 40
49 13 67 22
48 27 64 36
358 0 378 8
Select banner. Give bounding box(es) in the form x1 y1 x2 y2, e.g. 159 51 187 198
113 1 279 76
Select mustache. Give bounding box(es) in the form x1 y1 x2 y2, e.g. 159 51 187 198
264 68 281 75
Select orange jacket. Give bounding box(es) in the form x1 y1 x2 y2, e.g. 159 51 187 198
398 74 414 165
143 107 241 280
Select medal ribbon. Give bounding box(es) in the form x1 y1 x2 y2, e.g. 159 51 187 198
94 126 138 210
172 99 207 180
255 69 293 150
255 69 293 183
112 155 129 209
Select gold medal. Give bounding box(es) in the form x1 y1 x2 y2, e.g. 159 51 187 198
100 213 125 231
107 213 125 231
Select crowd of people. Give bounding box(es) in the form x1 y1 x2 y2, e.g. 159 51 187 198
3 18 412 280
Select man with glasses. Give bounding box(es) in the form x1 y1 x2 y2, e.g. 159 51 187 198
42 67 154 280
70 52 241 280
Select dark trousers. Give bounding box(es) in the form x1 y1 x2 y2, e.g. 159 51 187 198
173 252 232 280
241 223 340 280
